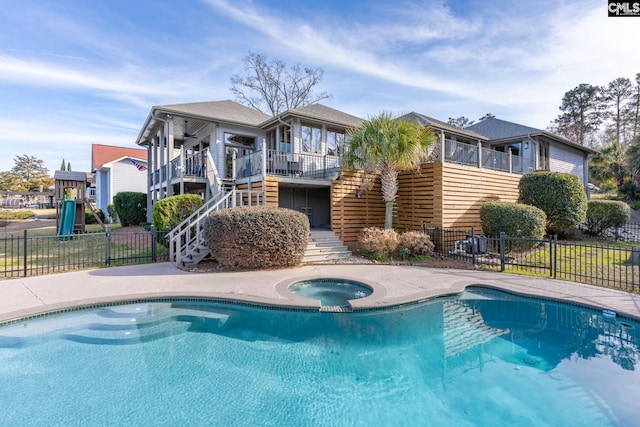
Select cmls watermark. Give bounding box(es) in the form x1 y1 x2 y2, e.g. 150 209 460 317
608 1 640 16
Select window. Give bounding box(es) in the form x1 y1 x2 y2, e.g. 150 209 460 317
327 131 344 156
302 125 322 153
539 142 549 170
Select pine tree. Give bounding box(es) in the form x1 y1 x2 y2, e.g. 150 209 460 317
60 159 66 171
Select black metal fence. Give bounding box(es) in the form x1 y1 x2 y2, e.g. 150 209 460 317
0 227 169 279
424 224 640 292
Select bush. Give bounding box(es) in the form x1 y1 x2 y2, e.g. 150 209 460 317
112 192 147 226
632 200 640 211
152 194 203 231
107 203 118 223
619 181 640 200
397 231 434 257
0 210 36 220
358 227 399 256
85 208 106 225
519 172 587 235
584 200 631 235
480 201 547 239
203 206 309 270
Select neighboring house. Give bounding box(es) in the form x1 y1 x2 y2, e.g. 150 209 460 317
134 100 595 264
91 144 149 221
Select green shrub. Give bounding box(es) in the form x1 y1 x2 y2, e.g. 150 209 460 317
584 200 631 235
358 227 399 256
107 203 118 223
0 210 36 220
480 201 546 239
152 194 203 231
519 172 587 235
631 200 640 211
85 208 106 225
203 206 309 269
397 231 434 257
619 181 640 200
112 192 147 226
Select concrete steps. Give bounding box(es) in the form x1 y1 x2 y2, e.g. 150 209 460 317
302 230 353 263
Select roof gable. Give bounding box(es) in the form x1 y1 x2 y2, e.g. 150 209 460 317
261 103 363 129
92 144 148 171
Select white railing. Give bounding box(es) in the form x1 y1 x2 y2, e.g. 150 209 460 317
167 189 264 265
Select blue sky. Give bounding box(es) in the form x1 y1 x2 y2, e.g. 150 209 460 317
1 0 639 174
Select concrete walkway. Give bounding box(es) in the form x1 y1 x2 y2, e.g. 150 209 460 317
1 263 639 323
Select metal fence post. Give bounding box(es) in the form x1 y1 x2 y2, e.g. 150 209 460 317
548 235 553 277
553 235 558 279
105 226 111 266
151 225 157 263
471 226 476 265
23 229 27 277
500 232 505 272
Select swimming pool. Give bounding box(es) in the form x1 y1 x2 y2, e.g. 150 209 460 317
0 287 638 426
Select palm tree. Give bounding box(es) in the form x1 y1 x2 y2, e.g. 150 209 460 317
627 135 640 184
343 113 436 229
589 140 628 189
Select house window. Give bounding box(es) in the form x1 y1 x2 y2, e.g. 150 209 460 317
539 142 549 170
302 125 322 153
327 131 344 156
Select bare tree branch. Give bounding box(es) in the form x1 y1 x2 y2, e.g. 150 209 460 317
230 52 331 116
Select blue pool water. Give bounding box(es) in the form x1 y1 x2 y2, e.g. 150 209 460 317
0 287 639 426
289 278 372 306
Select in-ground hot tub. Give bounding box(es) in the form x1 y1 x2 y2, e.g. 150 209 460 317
288 278 373 307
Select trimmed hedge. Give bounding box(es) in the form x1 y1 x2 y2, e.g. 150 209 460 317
584 200 631 235
203 206 309 269
518 172 587 235
152 194 203 231
480 201 547 239
112 192 147 226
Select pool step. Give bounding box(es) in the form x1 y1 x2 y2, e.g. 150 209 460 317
319 305 353 313
302 230 353 263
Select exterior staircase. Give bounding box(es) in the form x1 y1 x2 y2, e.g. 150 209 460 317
302 229 353 263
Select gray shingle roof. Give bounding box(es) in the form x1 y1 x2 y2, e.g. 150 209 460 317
156 100 271 126
466 118 539 139
262 103 363 129
54 171 87 182
401 112 488 140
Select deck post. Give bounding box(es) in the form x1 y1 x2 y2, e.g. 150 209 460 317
508 149 513 173
476 140 483 169
439 131 445 163
261 140 267 178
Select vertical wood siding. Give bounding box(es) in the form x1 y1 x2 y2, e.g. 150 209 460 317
330 164 522 250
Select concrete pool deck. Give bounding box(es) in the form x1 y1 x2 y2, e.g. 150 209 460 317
0 262 639 323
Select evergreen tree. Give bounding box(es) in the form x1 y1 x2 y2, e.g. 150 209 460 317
601 77 633 145
551 83 603 145
9 155 54 192
67 162 71 171
447 116 474 128
60 159 66 171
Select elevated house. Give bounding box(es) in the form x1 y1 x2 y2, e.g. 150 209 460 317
135 101 595 265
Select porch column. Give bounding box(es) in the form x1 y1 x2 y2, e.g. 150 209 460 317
261 140 267 177
508 149 513 173
146 144 152 222
166 119 174 197
439 131 445 163
476 140 482 169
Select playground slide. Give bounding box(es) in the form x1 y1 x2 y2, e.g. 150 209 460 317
58 198 77 240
